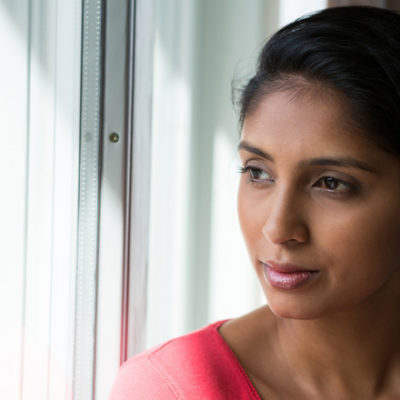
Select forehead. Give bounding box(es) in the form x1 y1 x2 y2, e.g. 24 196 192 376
241 90 382 163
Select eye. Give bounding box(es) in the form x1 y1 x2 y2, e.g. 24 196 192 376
314 176 354 193
239 166 273 183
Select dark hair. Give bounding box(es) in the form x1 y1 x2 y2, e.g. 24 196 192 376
239 6 400 156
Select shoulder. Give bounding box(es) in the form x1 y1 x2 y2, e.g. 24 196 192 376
108 343 177 400
109 320 251 400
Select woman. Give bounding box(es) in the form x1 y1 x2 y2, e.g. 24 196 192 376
110 6 400 399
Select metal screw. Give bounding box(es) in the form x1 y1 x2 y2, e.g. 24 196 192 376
109 132 120 143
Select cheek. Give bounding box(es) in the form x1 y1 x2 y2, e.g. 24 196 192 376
318 200 400 288
237 184 263 257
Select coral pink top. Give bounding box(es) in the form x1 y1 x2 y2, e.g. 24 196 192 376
109 320 262 399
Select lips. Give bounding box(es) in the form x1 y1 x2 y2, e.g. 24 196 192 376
263 260 319 290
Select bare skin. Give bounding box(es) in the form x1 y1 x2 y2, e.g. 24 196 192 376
220 89 400 399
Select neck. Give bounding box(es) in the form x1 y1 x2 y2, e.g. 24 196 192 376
274 293 400 397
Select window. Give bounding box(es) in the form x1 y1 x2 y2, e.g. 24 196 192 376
0 0 153 398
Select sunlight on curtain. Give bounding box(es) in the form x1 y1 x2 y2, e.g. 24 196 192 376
0 1 81 398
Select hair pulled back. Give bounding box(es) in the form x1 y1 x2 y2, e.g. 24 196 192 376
240 6 400 156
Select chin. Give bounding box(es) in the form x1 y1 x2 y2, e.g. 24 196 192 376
265 292 329 320
268 303 314 320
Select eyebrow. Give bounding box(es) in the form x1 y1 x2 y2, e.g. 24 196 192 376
237 141 380 174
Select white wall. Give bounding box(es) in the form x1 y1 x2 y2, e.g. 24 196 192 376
147 0 327 348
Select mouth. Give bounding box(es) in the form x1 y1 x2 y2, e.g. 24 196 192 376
262 261 319 290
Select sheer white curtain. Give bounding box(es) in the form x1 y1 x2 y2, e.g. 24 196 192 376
0 0 81 398
147 0 271 348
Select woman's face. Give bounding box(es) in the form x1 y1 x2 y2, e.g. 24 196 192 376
238 89 400 319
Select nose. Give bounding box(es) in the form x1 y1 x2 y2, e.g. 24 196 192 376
262 188 309 246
